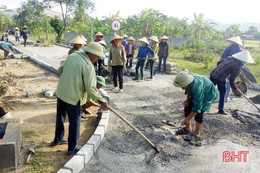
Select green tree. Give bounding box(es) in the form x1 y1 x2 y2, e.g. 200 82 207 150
225 24 242 37
45 0 94 42
50 16 64 42
15 0 46 39
0 12 11 31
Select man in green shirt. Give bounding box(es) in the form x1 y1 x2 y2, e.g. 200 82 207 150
0 41 14 58
51 42 108 155
173 72 218 142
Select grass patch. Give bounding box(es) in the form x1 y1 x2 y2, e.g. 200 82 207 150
23 152 54 173
27 32 57 44
22 130 39 141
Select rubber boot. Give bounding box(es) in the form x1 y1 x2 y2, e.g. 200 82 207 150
140 76 144 81
133 74 139 80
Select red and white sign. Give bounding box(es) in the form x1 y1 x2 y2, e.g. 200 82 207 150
111 19 121 32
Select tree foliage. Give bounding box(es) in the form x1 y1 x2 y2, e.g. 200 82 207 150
0 12 11 31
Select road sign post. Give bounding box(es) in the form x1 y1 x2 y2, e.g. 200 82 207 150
111 19 121 35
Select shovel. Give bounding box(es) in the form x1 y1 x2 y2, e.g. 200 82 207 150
108 106 159 163
25 147 35 165
240 92 260 112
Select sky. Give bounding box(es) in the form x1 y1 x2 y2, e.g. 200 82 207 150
1 0 260 24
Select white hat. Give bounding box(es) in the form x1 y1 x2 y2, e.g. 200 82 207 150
99 40 107 47
80 35 87 42
138 37 149 45
95 32 104 36
232 50 254 63
149 36 159 43
110 34 124 43
227 36 243 47
160 35 169 41
1 112 12 119
122 34 128 38
127 36 135 41
69 36 86 45
83 42 105 58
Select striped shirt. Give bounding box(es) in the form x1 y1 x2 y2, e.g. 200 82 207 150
210 57 242 90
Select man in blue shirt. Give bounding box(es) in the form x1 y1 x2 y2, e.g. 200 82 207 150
134 37 155 80
121 34 128 47
221 36 243 102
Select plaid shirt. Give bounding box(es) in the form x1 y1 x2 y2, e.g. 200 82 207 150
210 57 242 89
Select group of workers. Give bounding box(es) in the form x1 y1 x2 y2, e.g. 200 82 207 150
174 36 254 142
0 29 254 153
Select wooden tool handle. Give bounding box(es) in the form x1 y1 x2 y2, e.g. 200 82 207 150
108 106 156 148
241 93 260 112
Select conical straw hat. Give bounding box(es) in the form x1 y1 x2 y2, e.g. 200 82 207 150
138 37 149 45
15 27 20 30
110 34 124 43
80 35 87 42
99 40 107 47
122 34 128 38
160 35 169 40
149 36 159 43
232 50 254 63
227 36 243 47
127 36 135 41
69 36 86 45
95 32 104 36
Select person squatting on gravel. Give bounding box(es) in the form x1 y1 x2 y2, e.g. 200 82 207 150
174 72 218 142
108 34 127 93
134 37 155 81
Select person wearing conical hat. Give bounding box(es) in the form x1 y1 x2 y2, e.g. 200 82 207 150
210 50 254 115
68 36 86 55
21 26 29 47
221 36 244 102
51 42 108 155
145 36 159 80
81 76 106 118
94 32 104 42
15 27 20 42
133 37 155 81
125 36 137 68
1 30 9 42
121 34 128 47
157 35 169 74
95 40 107 75
108 34 126 93
173 72 218 141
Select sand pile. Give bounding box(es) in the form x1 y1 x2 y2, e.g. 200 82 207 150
33 41 53 47
250 94 260 104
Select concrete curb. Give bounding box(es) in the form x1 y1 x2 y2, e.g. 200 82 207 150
13 46 60 76
57 99 110 173
11 46 110 173
56 43 72 49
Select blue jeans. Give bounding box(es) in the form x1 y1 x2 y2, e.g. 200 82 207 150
157 56 167 73
225 83 231 101
54 98 81 151
210 76 226 111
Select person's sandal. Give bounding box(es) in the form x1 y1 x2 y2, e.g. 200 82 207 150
175 127 191 135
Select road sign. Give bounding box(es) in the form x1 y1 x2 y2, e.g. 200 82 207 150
111 19 121 32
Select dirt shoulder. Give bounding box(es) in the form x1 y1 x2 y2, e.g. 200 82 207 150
0 57 98 173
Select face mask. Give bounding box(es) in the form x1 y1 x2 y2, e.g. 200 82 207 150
241 61 247 65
